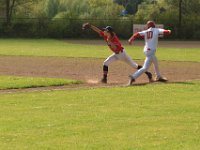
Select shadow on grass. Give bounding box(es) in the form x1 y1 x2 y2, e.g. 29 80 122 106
128 81 196 87
128 83 149 86
170 81 195 85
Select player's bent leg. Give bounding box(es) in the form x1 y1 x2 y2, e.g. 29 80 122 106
128 67 148 85
119 50 138 69
120 51 153 82
133 56 152 79
103 53 118 66
128 56 153 85
137 65 153 82
132 67 148 79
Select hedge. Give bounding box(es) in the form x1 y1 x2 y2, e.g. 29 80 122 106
0 18 199 39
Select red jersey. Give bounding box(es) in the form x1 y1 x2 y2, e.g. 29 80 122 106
99 31 124 53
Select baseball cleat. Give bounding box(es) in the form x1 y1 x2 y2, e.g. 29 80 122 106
155 76 168 82
146 72 153 82
137 65 142 69
128 75 135 86
101 78 107 84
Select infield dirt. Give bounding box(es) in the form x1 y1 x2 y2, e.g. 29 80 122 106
0 56 199 93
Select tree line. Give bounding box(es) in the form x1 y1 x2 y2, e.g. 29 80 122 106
0 0 200 39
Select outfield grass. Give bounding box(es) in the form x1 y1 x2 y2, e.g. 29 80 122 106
0 81 199 150
0 76 81 90
0 39 199 62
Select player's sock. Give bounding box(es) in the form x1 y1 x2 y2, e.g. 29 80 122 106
103 65 108 79
103 74 107 79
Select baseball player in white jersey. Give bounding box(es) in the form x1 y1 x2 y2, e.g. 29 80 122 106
128 21 171 85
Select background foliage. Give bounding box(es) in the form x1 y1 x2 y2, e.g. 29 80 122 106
0 0 200 39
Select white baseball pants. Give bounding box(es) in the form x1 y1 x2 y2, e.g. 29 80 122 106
103 50 138 69
131 54 161 79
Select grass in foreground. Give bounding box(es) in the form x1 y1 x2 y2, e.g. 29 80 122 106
0 76 81 90
0 81 199 150
0 39 200 62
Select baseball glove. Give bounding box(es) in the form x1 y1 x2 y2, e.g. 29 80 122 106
82 22 91 30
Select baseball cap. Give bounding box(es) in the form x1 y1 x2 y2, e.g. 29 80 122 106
103 26 114 32
147 21 155 28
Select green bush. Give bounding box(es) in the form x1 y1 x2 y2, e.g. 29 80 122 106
0 18 199 39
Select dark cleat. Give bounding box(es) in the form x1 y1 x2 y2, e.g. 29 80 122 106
145 72 153 82
101 78 107 84
155 76 168 82
137 65 142 69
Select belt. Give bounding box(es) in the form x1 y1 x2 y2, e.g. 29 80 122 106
115 49 123 54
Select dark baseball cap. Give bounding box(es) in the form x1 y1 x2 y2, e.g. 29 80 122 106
103 26 114 32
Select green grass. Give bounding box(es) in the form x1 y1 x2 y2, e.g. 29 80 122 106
0 39 199 62
0 76 81 90
0 81 199 150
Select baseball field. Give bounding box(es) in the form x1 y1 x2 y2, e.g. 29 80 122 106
0 39 200 150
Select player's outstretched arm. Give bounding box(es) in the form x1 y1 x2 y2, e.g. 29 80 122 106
82 23 102 34
90 25 102 34
163 30 171 36
128 32 141 45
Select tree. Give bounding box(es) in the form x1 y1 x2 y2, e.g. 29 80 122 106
1 0 38 24
178 0 182 37
5 0 15 24
126 3 136 14
163 0 200 37
45 0 59 18
114 0 144 14
85 0 123 19
113 0 128 7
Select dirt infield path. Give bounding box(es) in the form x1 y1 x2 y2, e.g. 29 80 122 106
0 56 199 93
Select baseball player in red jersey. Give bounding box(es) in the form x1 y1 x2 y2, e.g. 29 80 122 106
128 21 171 85
87 23 152 83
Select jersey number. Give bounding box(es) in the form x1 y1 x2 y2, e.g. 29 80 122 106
147 31 153 39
